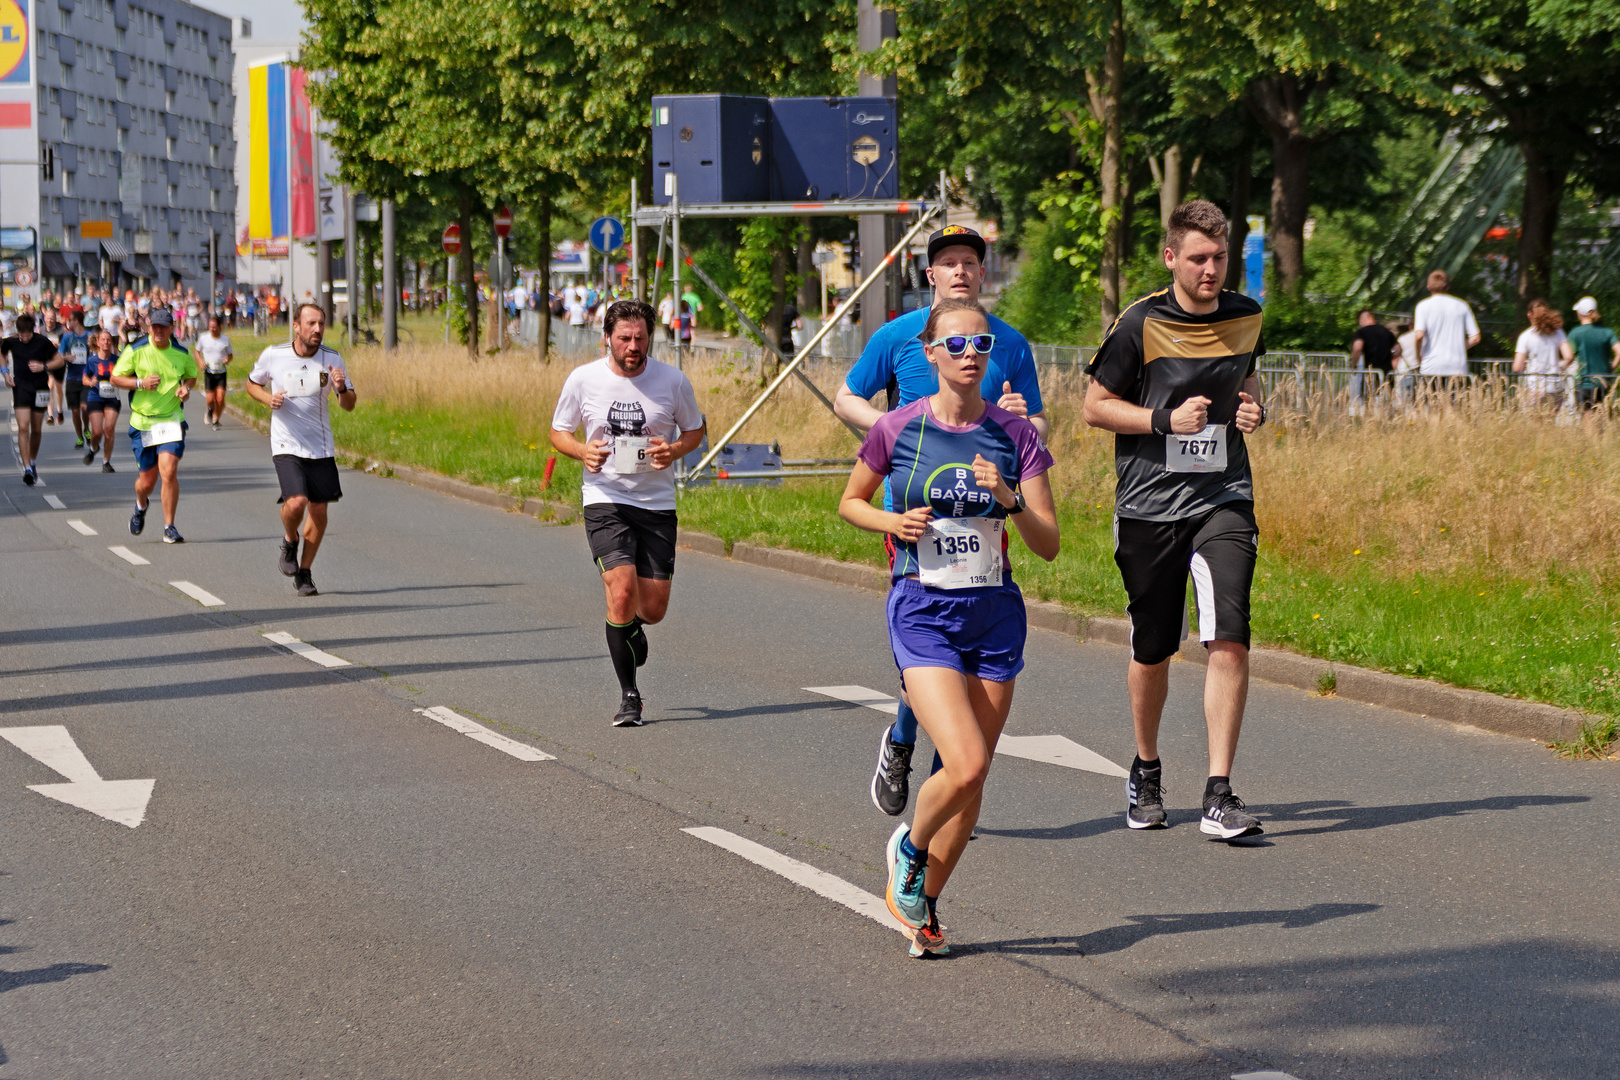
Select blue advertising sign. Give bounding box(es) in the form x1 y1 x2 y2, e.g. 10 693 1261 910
589 217 624 255
1243 216 1266 305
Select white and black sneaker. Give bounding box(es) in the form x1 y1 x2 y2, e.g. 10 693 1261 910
871 732 914 816
1126 759 1167 829
612 691 645 727
1201 782 1263 841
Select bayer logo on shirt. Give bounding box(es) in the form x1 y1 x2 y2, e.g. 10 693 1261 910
927 464 995 518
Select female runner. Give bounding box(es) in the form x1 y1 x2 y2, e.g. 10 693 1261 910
81 329 122 472
839 298 1060 956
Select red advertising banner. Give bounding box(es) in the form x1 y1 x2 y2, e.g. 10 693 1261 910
288 68 316 240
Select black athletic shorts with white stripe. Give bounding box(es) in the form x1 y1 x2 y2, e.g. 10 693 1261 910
1113 502 1257 665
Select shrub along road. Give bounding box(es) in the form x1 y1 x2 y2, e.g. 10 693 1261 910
2 412 1617 1078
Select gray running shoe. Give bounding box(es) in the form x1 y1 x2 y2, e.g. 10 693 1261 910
871 733 914 816
294 568 319 596
1201 784 1264 841
279 538 299 576
1127 760 1168 830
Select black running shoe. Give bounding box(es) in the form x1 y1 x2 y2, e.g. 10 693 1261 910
279 538 299 576
294 568 319 596
22 466 35 486
870 732 914 816
101 462 115 473
1127 760 1168 830
628 622 648 667
162 524 184 544
1201 783 1264 841
130 504 146 535
83 448 96 465
612 691 645 727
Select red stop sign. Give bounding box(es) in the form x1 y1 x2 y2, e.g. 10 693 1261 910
493 207 513 238
441 223 462 255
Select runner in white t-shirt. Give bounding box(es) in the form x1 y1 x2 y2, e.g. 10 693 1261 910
566 287 589 327
550 299 706 727
245 302 357 597
1412 269 1481 379
1512 299 1575 406
193 315 234 428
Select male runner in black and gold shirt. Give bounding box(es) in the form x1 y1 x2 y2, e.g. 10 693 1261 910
1083 199 1268 842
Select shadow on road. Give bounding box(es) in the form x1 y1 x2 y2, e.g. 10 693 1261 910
0 961 110 993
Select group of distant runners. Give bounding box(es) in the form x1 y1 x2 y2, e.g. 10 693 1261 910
548 200 1271 958
0 302 355 595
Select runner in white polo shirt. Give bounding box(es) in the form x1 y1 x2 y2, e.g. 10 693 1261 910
244 303 356 597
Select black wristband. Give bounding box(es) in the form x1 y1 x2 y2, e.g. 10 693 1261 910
1150 408 1173 435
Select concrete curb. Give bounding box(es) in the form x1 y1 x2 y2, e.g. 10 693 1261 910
676 529 1588 746
223 403 577 524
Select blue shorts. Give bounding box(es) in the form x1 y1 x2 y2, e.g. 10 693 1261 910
886 576 1027 683
129 421 187 472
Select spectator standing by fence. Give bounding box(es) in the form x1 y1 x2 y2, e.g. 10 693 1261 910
1512 299 1573 409
1412 270 1480 392
1567 296 1620 410
1349 308 1398 407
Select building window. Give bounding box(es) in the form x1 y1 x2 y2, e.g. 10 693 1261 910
62 172 74 196
165 136 175 158
209 55 216 77
116 25 124 47
165 41 173 62
164 90 173 111
60 116 72 139
167 184 177 206
48 87 58 106
117 77 127 100
210 188 220 211
36 28 44 56
59 61 69 83
116 126 125 151
58 8 69 31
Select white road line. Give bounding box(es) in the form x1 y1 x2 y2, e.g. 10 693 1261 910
1233 1072 1305 1080
683 826 909 935
66 519 97 536
42 494 65 509
803 684 1128 778
262 631 351 668
170 580 225 607
415 706 555 761
108 545 150 566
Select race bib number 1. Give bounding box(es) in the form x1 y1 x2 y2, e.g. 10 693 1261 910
918 517 1004 590
281 368 323 398
1166 423 1228 473
613 435 653 474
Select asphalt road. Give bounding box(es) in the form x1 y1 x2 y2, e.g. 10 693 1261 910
2 406 1617 1080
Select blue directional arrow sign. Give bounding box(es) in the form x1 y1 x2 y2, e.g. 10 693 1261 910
589 216 625 254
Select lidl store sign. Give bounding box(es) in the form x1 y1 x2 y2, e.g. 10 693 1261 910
0 0 29 85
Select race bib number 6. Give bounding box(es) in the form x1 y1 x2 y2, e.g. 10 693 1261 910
1166 423 1228 473
918 517 1004 590
613 435 653 474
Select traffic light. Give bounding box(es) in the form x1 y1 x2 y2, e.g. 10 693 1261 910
843 231 857 275
40 143 54 182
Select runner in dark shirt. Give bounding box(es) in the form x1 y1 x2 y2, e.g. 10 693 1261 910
1 314 64 485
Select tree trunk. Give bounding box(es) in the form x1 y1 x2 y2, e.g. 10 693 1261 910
459 200 478 359
1516 145 1567 302
1225 145 1252 291
1156 144 1183 234
796 216 816 315
1247 74 1316 296
1086 0 1125 332
538 192 552 362
764 244 789 378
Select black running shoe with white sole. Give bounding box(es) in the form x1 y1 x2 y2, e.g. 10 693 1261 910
130 504 146 535
870 732 914 816
279 538 299 576
294 568 319 596
612 691 645 727
83 448 96 465
1126 759 1167 830
1201 783 1263 840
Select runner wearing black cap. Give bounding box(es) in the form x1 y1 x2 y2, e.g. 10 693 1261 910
109 307 197 543
834 224 1049 817
1082 199 1268 842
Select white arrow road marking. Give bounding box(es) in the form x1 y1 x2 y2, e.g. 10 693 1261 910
170 580 224 607
262 631 350 668
43 494 64 509
0 725 155 828
415 707 555 761
803 684 1128 777
683 826 908 935
108 545 149 565
66 518 97 536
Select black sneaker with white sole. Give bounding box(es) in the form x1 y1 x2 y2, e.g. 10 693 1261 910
870 733 914 816
294 568 319 596
279 538 299 576
1201 783 1264 840
612 691 645 727
1126 759 1167 829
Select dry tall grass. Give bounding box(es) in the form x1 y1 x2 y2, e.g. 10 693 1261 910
342 342 1620 588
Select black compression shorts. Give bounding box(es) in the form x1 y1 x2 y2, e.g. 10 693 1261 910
1114 502 1258 665
205 371 228 391
583 503 677 580
274 454 344 504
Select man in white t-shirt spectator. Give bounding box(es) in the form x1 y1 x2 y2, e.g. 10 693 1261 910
98 292 125 340
566 286 588 327
656 292 676 341
1412 269 1481 382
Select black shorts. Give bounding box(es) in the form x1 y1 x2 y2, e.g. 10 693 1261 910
1580 383 1610 410
274 454 344 504
11 384 48 411
205 371 228 391
64 380 84 408
583 503 677 580
1114 502 1258 665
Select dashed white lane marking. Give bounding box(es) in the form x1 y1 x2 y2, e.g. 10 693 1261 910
262 631 351 668
108 545 150 566
0 725 156 828
683 826 908 935
414 706 555 761
804 684 1129 778
42 494 64 509
66 519 97 536
1233 1072 1305 1080
170 580 225 607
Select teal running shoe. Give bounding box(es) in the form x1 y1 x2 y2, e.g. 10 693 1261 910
885 823 928 929
908 915 949 958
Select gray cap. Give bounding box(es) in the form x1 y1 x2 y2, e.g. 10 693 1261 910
147 307 174 327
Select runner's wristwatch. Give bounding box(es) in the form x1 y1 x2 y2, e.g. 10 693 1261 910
1007 489 1026 515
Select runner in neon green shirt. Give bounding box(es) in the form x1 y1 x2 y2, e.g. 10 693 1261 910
109 307 197 543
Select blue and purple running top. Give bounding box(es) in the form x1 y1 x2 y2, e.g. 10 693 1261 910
857 398 1054 583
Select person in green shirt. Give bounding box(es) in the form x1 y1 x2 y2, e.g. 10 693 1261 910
109 307 198 543
1568 296 1620 410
